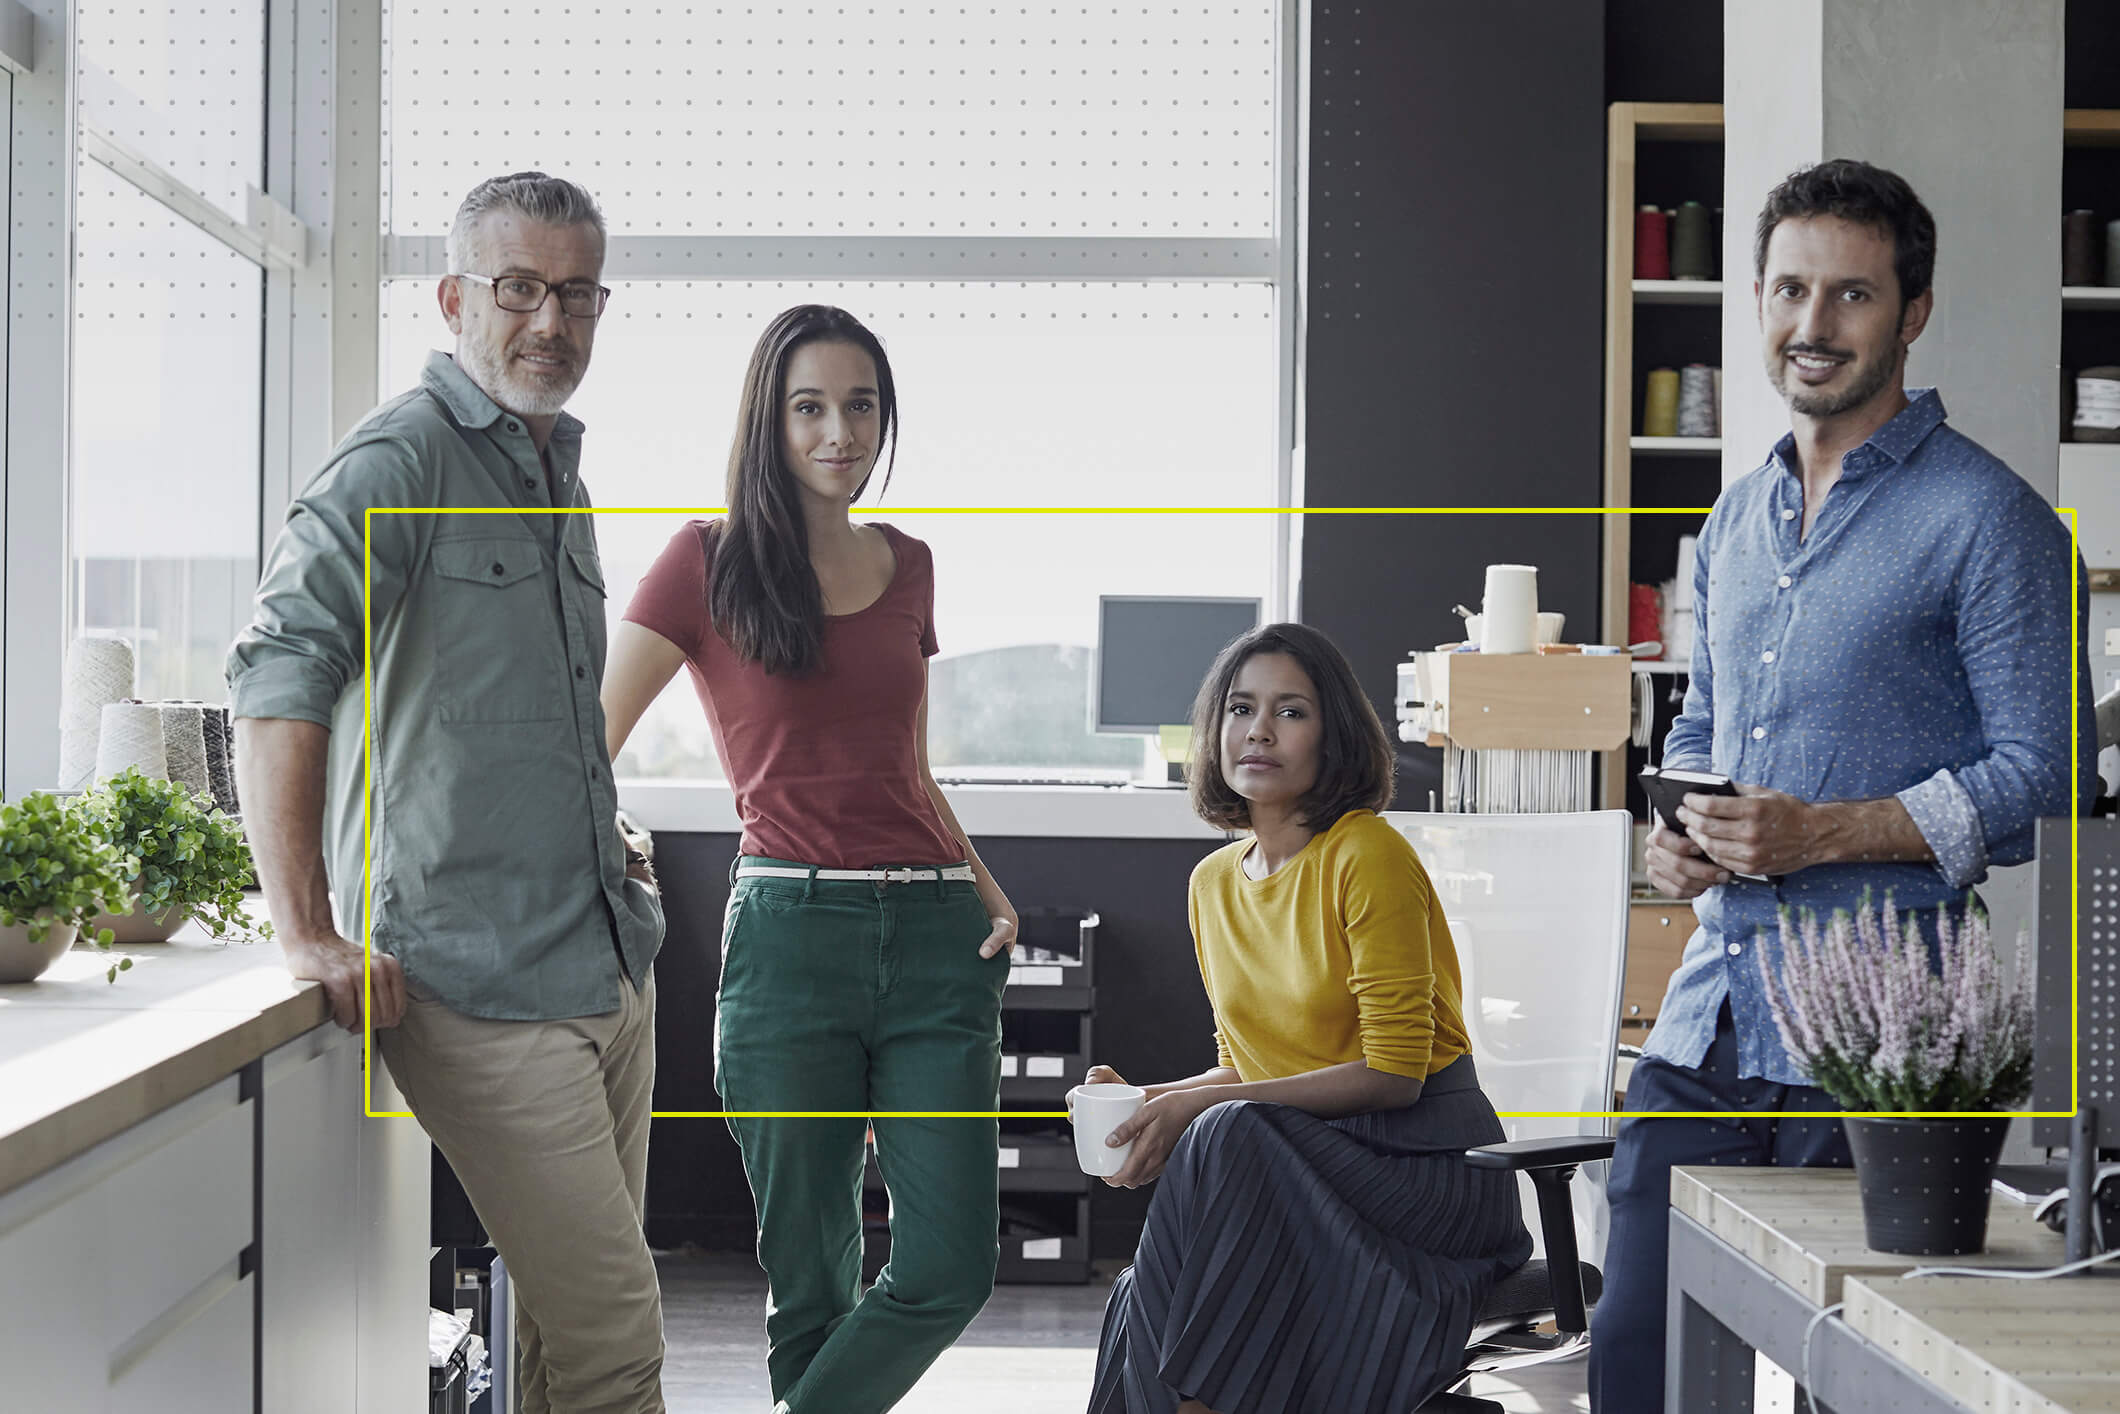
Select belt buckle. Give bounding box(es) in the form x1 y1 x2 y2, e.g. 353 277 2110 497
882 867 915 885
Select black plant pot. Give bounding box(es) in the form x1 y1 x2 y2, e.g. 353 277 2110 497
1843 1116 2009 1256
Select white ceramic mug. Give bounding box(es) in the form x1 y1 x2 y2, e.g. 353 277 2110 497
1066 1082 1145 1176
1479 564 1540 655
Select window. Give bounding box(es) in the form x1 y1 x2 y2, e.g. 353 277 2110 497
76 0 267 224
68 5 271 704
385 4 1278 238
380 3 1294 781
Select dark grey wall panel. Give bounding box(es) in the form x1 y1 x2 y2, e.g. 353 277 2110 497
1302 1 1608 808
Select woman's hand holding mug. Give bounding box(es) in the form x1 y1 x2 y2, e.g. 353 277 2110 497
1097 1090 1213 1189
1068 1066 1146 1181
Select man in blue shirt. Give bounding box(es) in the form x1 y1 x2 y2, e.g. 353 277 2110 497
1587 160 2091 1414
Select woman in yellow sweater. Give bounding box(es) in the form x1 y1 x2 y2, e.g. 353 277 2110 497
1083 623 1531 1414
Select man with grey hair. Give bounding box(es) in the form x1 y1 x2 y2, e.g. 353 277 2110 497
229 171 667 1413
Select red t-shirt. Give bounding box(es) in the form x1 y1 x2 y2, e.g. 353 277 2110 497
622 519 962 869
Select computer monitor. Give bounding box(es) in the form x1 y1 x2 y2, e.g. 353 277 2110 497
1093 595 1262 735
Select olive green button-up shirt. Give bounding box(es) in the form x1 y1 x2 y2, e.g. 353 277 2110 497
228 351 662 1020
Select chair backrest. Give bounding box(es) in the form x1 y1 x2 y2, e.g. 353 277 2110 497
1382 809 1633 1267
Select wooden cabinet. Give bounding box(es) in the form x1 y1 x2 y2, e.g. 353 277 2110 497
1622 899 1695 1035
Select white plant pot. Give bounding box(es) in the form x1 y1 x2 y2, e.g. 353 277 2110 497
89 893 189 944
0 915 81 983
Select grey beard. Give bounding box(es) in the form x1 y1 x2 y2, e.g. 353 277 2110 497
458 338 579 417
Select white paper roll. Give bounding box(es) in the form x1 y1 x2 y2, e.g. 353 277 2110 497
57 636 137 792
1673 535 1700 610
94 702 168 784
1479 564 1539 655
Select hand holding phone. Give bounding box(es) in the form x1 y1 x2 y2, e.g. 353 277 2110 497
1639 766 1775 885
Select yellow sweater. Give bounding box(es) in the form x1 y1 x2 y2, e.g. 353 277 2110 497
1188 809 1469 1082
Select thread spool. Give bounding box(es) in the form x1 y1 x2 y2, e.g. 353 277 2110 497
1677 365 1718 438
1479 564 1539 656
2106 222 2120 290
2076 367 2120 444
94 702 168 784
158 704 213 799
200 707 239 814
1671 201 1713 280
1628 584 1664 660
1634 205 1671 280
2065 210 2100 286
58 636 137 792
1643 368 1680 438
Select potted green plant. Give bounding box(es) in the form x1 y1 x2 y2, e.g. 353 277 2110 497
77 767 272 946
0 791 136 983
1758 893 2033 1256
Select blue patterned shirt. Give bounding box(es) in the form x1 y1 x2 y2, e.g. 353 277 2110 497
1642 389 2091 1084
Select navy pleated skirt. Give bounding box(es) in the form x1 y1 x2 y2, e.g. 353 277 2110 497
1088 1057 1533 1414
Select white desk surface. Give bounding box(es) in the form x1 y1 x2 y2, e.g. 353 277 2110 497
1844 1270 2120 1414
1672 1166 2067 1306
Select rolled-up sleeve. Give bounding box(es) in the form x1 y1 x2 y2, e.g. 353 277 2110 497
227 435 426 725
1904 496 2090 885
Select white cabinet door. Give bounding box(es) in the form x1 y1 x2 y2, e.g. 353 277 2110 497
360 1038 431 1414
0 1076 254 1413
109 1272 255 1414
261 1027 360 1414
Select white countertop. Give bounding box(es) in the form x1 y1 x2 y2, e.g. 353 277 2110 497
0 910 327 1196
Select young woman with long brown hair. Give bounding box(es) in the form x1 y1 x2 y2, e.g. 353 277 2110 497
601 304 1018 1414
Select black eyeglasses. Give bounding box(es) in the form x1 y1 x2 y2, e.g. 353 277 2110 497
455 271 611 320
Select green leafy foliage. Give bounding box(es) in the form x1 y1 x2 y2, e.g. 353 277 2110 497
76 768 273 948
0 790 136 980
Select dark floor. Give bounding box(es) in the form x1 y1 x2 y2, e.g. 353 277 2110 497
655 1249 1595 1413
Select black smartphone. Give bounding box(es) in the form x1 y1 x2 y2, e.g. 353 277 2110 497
1639 766 1772 885
1638 765 1738 834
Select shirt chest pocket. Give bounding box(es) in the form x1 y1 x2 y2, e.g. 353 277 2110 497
429 536 566 724
566 542 608 670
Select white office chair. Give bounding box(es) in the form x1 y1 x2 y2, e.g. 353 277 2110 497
1382 809 1634 1412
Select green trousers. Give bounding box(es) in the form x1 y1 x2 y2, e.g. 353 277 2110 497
714 859 1006 1413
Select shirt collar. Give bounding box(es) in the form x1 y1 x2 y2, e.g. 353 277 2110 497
420 350 586 444
1766 386 1946 482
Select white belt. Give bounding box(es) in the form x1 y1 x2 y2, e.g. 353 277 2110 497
735 862 976 885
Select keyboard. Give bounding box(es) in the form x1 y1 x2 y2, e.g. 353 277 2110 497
932 770 1135 788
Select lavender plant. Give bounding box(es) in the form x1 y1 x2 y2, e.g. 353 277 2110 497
1756 894 2034 1112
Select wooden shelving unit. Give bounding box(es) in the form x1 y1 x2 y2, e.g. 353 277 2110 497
1601 102 1724 810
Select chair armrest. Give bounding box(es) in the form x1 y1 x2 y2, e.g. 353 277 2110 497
1462 1136 1616 1172
1463 1135 1614 1335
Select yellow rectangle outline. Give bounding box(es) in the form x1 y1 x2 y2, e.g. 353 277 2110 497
356 504 2083 1124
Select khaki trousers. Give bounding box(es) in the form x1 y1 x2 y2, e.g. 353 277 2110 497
379 970 664 1414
